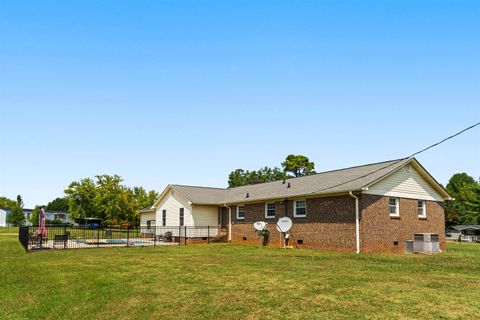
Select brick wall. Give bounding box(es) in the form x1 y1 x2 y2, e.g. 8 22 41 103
229 194 446 253
230 195 357 252
360 194 446 253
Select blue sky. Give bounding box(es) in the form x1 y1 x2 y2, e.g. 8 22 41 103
1 1 479 207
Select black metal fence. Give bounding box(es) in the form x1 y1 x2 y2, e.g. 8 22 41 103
19 225 226 252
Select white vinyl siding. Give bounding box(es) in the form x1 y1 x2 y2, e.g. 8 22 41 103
389 198 399 217
294 200 306 217
155 190 192 226
0 209 7 227
191 205 218 226
140 212 155 228
236 206 245 220
265 203 275 219
365 165 445 201
418 200 426 218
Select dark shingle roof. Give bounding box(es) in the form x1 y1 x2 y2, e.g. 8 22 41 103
168 158 437 205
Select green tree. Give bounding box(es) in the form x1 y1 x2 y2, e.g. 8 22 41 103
64 174 158 227
228 169 248 188
228 167 286 187
16 195 24 207
46 197 69 211
7 205 25 226
7 195 25 226
29 206 44 225
64 178 97 219
281 154 315 177
0 196 16 209
228 155 315 187
133 187 159 210
94 174 130 225
445 173 480 225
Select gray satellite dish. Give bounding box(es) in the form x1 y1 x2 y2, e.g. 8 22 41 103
253 221 267 231
276 217 293 232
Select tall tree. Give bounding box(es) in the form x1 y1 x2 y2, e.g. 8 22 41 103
64 175 158 227
29 206 42 225
228 169 248 188
46 197 69 211
64 178 97 219
228 167 286 188
16 195 23 208
227 154 316 187
133 187 159 210
7 195 25 226
445 173 480 225
7 205 25 226
0 196 17 209
281 154 316 177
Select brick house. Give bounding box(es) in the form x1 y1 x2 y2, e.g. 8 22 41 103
144 157 451 253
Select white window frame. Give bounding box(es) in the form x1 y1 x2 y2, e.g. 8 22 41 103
236 205 245 220
294 200 307 217
265 202 276 219
389 197 400 217
418 200 426 218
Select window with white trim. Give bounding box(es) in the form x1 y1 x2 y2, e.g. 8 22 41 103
265 203 275 218
418 200 426 218
294 200 306 217
236 205 245 220
389 198 399 217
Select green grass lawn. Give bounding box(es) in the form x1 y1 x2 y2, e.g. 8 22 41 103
1 236 479 320
0 227 19 234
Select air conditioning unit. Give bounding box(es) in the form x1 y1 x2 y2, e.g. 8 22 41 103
404 240 414 253
411 233 440 253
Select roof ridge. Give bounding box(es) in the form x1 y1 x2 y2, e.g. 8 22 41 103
226 158 409 191
171 184 227 191
312 157 409 176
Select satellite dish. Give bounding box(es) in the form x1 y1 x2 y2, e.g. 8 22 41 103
276 217 292 232
253 221 267 231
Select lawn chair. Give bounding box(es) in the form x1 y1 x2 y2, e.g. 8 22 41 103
53 234 69 249
29 232 39 246
29 232 48 249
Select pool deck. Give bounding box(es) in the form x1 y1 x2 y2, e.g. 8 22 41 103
28 238 179 250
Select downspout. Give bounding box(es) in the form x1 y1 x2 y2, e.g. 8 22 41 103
349 191 360 254
225 205 232 242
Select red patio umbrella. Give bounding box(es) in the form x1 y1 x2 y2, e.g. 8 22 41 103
37 208 47 239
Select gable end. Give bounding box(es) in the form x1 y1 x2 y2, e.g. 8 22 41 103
364 163 446 201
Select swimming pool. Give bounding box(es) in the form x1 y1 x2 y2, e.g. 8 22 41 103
130 240 149 245
106 239 127 244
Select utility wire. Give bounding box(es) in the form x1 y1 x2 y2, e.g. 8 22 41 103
407 121 480 158
311 121 480 194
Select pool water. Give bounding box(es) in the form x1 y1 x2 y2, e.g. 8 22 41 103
130 240 149 245
106 239 127 244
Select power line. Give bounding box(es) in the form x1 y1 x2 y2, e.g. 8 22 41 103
407 121 480 158
311 121 480 194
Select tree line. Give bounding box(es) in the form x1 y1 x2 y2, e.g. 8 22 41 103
228 154 316 187
2 156 478 228
1 175 158 227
